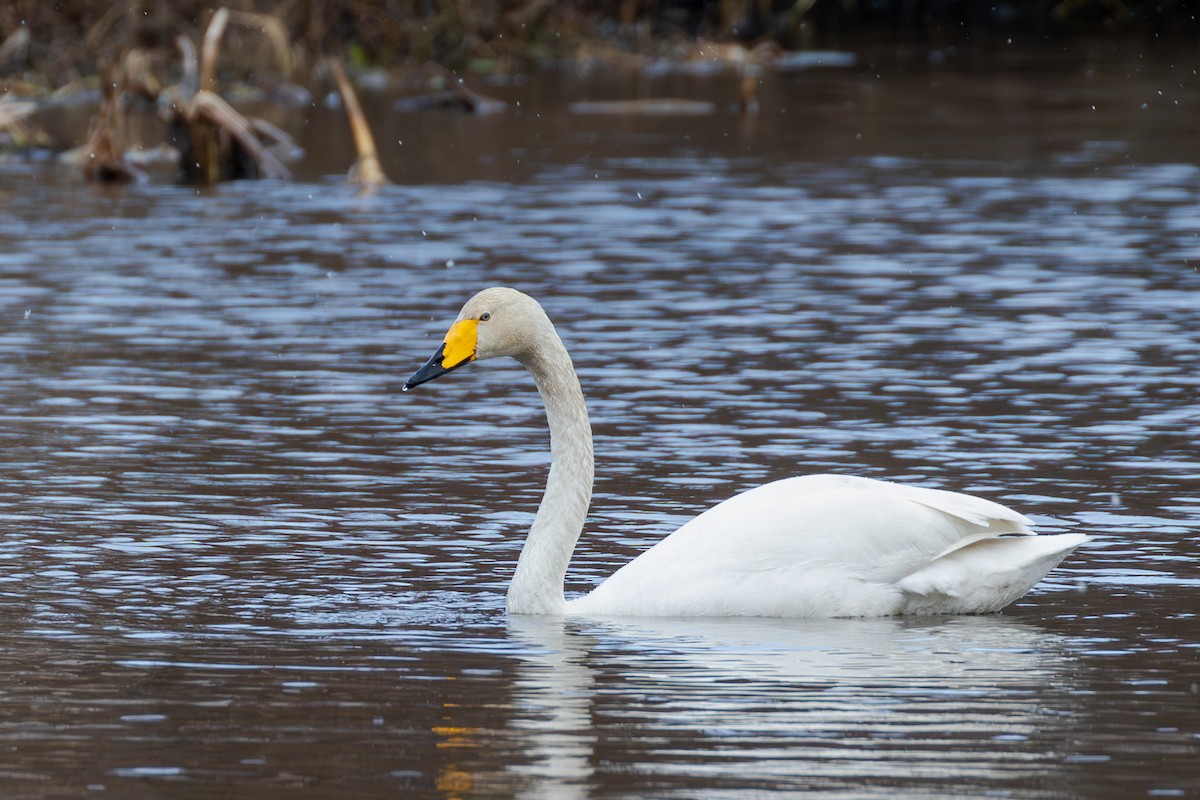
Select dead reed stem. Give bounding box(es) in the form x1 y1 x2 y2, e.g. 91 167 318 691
324 56 389 193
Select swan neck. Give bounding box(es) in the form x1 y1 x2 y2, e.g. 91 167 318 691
507 332 593 615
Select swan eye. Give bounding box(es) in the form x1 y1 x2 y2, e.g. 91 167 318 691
479 312 491 322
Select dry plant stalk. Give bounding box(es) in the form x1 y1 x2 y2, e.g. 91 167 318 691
80 69 138 183
121 47 162 102
169 9 294 184
199 7 230 93
324 56 389 193
0 95 36 130
0 27 30 67
185 90 292 182
199 7 293 92
0 94 48 149
176 34 199 95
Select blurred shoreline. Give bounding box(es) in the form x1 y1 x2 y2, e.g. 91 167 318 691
1 0 1195 98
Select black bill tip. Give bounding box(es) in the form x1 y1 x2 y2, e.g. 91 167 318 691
405 343 448 390
405 343 472 390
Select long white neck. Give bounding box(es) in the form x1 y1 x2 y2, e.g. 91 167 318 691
506 328 594 614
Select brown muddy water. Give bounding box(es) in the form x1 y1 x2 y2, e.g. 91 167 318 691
1 43 1198 799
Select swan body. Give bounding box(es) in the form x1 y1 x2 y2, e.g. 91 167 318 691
406 287 1088 618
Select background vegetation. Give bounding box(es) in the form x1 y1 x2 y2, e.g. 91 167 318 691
1 0 1196 92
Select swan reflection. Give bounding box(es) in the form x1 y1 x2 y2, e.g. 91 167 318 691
504 614 1071 797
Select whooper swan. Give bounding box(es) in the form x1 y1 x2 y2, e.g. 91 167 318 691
405 287 1088 617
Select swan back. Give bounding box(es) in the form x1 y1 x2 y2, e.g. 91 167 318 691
568 474 1087 617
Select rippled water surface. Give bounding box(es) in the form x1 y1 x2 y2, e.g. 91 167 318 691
1 45 1198 798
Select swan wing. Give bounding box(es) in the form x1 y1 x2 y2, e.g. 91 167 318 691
569 474 1084 617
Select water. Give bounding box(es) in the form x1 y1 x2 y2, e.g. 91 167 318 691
1 44 1198 798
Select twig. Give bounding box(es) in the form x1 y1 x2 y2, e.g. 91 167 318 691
199 8 230 93
323 56 389 193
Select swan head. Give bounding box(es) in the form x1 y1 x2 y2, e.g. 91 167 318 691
405 287 551 389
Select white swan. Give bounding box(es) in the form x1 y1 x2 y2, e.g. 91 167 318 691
405 287 1088 617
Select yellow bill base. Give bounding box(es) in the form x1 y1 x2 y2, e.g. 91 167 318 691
442 318 478 369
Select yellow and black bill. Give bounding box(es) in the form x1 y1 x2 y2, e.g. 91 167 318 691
404 319 478 390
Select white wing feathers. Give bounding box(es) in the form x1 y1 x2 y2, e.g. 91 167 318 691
886 481 1034 532
571 474 1088 617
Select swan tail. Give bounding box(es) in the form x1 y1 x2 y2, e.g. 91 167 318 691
897 532 1090 614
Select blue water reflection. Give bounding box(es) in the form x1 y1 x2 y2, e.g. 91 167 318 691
504 615 1075 798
